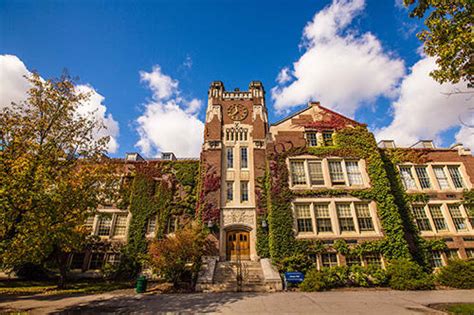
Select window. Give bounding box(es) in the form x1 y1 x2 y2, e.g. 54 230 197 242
226 147 233 169
448 205 467 231
314 203 332 233
329 161 345 185
165 216 177 234
308 161 324 186
430 251 443 267
346 161 363 185
429 205 447 231
468 206 474 227
345 255 361 266
400 166 416 189
364 253 382 267
84 216 95 233
226 181 233 201
355 203 374 231
290 161 307 185
97 216 112 236
288 158 367 188
448 166 464 188
113 214 127 236
306 132 318 147
106 253 121 266
241 182 249 202
336 203 355 232
295 204 313 233
415 167 431 189
466 249 474 258
433 166 450 189
89 253 105 270
70 253 85 270
321 253 338 268
412 206 432 231
323 131 333 146
147 217 156 234
240 147 248 169
445 249 459 261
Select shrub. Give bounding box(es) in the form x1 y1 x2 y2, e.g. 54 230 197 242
300 268 329 292
437 259 474 289
148 223 207 288
386 259 434 290
300 266 348 292
348 265 387 287
279 254 315 274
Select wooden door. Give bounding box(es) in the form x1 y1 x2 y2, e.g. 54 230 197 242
226 231 250 260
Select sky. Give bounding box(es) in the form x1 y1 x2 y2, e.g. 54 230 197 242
1 0 472 158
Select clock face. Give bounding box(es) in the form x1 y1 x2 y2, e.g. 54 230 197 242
227 104 248 121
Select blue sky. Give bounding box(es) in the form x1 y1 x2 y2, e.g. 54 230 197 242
1 0 472 157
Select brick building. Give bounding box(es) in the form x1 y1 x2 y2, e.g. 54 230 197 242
74 81 473 280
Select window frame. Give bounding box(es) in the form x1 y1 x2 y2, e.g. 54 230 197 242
240 147 248 169
226 147 234 169
240 181 249 202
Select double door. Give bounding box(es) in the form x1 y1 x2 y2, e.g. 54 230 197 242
226 231 250 260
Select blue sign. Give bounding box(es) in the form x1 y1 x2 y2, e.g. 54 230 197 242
284 271 304 284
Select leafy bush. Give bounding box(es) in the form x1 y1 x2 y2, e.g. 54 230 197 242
348 265 387 287
279 253 315 274
437 259 474 289
300 266 348 291
386 259 434 290
148 223 207 288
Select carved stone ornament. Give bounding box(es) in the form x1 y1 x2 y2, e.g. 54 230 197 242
222 209 255 227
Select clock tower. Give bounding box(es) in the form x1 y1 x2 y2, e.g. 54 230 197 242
202 81 268 261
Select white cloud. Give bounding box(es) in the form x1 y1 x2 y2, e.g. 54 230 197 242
375 56 473 149
271 0 405 116
276 67 292 84
182 55 193 69
0 54 30 108
135 65 204 158
75 85 120 153
0 54 120 153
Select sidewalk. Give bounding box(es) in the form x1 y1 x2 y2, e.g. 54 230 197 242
1 289 473 314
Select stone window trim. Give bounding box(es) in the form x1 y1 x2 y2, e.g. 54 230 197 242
292 199 381 237
398 163 470 192
410 201 473 236
287 156 369 190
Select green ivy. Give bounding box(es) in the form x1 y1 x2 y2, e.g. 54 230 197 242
262 126 419 265
116 161 199 277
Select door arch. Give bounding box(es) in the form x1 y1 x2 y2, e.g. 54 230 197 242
226 230 250 261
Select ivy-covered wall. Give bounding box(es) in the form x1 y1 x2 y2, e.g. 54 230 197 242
117 160 200 277
261 126 426 266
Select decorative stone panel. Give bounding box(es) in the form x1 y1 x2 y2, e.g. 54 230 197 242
222 208 255 227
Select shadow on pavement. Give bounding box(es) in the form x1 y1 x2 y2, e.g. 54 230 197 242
52 292 262 314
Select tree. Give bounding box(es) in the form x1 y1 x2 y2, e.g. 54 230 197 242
404 0 473 87
0 72 118 287
148 222 208 288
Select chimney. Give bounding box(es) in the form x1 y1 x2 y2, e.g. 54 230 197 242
410 140 435 149
378 140 396 149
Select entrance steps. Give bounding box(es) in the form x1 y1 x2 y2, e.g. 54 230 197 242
196 258 282 292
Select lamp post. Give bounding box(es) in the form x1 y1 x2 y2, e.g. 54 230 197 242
207 220 213 228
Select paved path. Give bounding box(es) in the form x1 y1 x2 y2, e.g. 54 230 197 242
0 289 473 314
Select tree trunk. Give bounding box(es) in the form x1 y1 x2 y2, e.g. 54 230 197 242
56 251 69 289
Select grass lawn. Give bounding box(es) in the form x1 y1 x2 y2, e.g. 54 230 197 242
0 279 132 296
431 303 474 315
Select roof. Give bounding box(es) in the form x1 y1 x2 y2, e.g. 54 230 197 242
271 102 365 127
